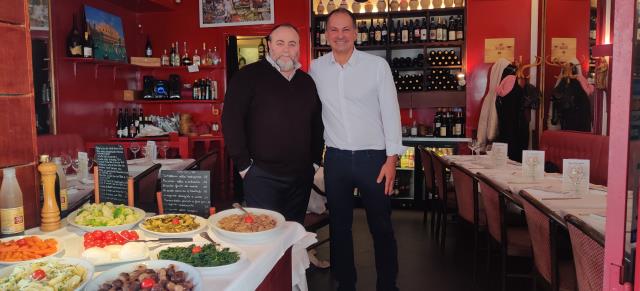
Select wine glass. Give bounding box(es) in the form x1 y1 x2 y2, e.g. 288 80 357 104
71 158 80 174
60 154 72 175
130 142 141 159
159 142 169 159
569 165 585 194
467 139 478 157
141 146 149 160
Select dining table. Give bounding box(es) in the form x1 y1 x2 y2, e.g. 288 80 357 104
24 214 317 291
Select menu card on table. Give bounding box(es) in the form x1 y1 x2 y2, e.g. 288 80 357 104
95 145 129 205
490 142 508 167
161 170 211 218
562 159 590 195
522 150 545 181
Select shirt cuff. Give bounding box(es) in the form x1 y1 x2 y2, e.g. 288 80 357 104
386 144 407 157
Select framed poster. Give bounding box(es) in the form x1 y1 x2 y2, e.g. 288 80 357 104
484 38 515 63
84 5 128 62
29 0 49 31
200 0 274 28
551 38 577 62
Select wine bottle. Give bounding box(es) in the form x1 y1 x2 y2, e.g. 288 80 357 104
420 18 428 42
356 21 363 45
193 49 201 66
320 22 327 46
448 17 456 41
315 22 321 46
202 42 209 65
145 36 153 57
429 17 437 42
374 20 382 44
161 49 170 66
258 38 266 59
369 19 376 45
401 20 409 44
171 42 180 67
436 18 443 41
82 30 94 58
67 14 83 57
456 16 464 40
413 19 421 43
381 19 388 44
389 21 396 44
442 18 448 41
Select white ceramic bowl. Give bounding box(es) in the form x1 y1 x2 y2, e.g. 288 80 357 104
85 260 202 291
208 207 285 243
67 206 146 232
150 241 247 275
139 214 208 238
0 235 64 265
0 257 94 291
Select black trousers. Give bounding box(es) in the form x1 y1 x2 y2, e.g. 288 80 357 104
324 148 399 291
242 165 313 225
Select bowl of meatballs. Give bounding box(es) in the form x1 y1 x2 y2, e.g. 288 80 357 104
84 260 202 291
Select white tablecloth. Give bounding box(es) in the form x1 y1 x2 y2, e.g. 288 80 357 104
26 219 316 291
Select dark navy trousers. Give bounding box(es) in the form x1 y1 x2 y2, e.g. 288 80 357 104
324 147 399 291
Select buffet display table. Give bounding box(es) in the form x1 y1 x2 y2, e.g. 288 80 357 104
24 217 316 290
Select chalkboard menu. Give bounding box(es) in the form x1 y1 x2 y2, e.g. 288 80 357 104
95 144 129 205
161 170 211 217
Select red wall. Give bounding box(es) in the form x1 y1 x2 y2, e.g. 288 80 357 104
466 0 532 136
53 0 311 141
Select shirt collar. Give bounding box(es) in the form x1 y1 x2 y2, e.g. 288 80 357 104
329 48 359 67
266 54 301 81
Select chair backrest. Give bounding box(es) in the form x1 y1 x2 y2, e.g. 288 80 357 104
450 163 480 225
477 173 506 243
133 163 161 212
419 147 435 194
430 151 448 203
565 214 605 291
520 191 556 285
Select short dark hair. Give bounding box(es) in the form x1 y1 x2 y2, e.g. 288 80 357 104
266 23 299 41
326 8 356 28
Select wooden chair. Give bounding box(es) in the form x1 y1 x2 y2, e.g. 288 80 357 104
476 173 534 291
450 163 486 283
418 147 437 227
520 191 577 291
304 170 330 269
565 214 605 291
429 150 457 245
93 164 161 213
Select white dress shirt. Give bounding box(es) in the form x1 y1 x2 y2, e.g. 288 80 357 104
310 49 405 156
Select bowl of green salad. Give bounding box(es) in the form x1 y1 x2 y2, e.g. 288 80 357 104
67 202 145 232
150 241 245 274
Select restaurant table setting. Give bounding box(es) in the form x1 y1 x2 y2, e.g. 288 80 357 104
3 208 318 291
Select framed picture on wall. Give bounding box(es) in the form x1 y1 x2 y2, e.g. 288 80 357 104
29 0 49 31
200 0 274 28
84 5 128 62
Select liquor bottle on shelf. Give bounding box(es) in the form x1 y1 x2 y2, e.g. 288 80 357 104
433 108 442 137
420 18 428 42
448 17 457 41
202 43 210 65
193 49 201 66
181 42 192 66
210 47 221 66
374 20 382 44
369 19 376 45
407 20 414 43
171 42 180 67
320 22 327 46
161 50 170 66
82 29 94 58
401 20 409 44
413 19 421 43
67 14 82 57
456 16 464 40
356 22 363 45
429 17 437 42
138 108 145 132
381 19 389 44
258 38 266 59
442 18 448 41
389 20 397 44
435 18 443 41
145 36 153 57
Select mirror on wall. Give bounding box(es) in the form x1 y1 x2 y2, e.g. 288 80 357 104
540 0 605 134
29 0 55 135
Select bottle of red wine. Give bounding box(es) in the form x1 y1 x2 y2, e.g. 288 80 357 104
67 14 83 57
82 28 94 58
145 36 153 57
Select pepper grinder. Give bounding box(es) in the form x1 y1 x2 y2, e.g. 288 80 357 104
38 160 61 231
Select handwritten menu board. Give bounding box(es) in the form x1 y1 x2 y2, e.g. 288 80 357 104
95 145 129 205
161 170 211 217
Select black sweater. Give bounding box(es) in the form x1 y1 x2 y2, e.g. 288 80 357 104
222 60 324 176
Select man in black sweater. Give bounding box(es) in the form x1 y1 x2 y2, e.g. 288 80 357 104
221 24 324 224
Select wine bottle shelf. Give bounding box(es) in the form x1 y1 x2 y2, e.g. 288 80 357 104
313 7 465 19
314 41 464 52
425 65 463 69
392 67 425 71
65 57 223 70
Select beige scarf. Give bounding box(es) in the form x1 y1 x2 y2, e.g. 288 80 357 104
476 58 511 150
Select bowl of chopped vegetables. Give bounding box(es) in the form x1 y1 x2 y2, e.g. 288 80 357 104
150 241 245 274
139 214 207 238
0 257 94 291
67 202 145 232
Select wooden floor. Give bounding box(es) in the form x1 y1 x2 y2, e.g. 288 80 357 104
306 209 534 291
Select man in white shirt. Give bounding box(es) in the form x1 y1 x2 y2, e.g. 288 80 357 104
310 8 404 291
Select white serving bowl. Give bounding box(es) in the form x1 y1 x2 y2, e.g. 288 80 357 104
0 257 94 291
150 241 247 275
208 207 285 243
0 235 64 265
85 260 202 291
139 214 208 238
67 206 146 232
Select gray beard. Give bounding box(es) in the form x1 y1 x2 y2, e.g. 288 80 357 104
276 57 295 72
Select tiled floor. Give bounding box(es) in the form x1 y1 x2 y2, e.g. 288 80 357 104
306 208 534 291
